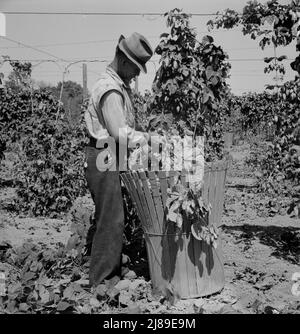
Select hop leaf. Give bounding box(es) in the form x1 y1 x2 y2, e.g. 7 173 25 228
176 214 183 229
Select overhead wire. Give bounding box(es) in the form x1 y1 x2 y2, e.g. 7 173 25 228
0 36 107 109
0 36 159 49
0 36 108 76
0 36 67 62
1 11 223 16
0 28 247 50
0 29 295 92
3 56 294 63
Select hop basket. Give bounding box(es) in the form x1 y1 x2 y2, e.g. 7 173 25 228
121 158 230 299
224 131 234 150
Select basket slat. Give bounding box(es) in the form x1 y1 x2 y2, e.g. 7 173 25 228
130 172 148 226
157 171 176 285
158 171 168 208
216 169 225 227
122 173 147 229
132 172 152 231
209 164 218 226
192 233 203 295
176 234 189 296
148 172 165 232
139 171 160 234
123 158 229 298
184 224 197 297
181 169 188 188
167 170 177 189
202 169 210 207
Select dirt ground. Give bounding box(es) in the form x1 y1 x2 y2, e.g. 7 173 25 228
0 141 299 314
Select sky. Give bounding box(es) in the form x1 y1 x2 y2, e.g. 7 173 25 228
0 0 297 95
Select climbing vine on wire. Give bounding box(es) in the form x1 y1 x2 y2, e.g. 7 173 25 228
148 8 231 162
0 60 89 216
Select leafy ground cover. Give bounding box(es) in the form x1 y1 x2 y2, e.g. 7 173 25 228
1 137 299 314
0 2 299 315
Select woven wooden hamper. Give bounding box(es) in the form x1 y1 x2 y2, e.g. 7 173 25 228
121 158 230 299
224 132 234 149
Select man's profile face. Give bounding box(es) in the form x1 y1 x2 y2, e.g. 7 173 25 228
122 58 141 83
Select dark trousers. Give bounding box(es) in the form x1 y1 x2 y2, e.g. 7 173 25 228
84 145 124 286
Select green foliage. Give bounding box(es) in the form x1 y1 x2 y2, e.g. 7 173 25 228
208 0 299 47
0 239 153 314
221 76 299 206
129 9 231 245
239 78 300 194
148 8 231 162
0 241 100 313
0 83 89 217
208 0 299 200
50 81 84 126
4 59 32 91
264 54 287 77
227 92 276 134
270 78 300 183
131 90 152 131
208 0 300 78
166 177 218 248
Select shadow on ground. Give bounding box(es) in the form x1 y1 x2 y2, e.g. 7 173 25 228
221 224 300 264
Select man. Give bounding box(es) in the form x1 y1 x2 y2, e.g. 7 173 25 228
84 32 153 286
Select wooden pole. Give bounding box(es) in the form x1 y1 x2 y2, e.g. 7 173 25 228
82 63 87 101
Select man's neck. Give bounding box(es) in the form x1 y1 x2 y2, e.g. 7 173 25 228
109 61 130 87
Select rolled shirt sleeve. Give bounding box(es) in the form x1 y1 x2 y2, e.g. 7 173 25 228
100 90 148 147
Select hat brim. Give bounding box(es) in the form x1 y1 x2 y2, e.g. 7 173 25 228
118 40 147 74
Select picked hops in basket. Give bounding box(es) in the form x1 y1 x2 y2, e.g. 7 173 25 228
128 135 204 182
128 142 151 171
